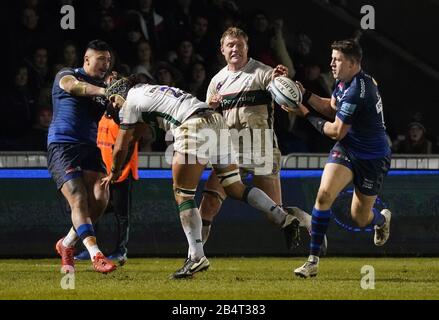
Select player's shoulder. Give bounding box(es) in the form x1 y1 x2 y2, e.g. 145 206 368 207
56 67 77 79
248 58 273 73
211 65 228 82
351 71 377 99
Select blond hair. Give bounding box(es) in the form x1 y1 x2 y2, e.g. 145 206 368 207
220 27 249 46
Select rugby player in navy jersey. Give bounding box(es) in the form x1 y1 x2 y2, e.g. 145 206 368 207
282 39 392 278
49 40 116 274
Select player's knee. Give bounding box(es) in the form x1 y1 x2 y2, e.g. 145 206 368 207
316 188 335 207
95 188 109 206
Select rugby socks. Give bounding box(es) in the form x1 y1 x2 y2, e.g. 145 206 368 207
178 200 204 261
310 208 331 257
62 227 79 248
77 224 101 260
371 208 386 227
188 219 211 259
242 187 286 226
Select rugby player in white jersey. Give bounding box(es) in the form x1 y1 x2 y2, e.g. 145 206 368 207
200 27 315 249
100 78 300 279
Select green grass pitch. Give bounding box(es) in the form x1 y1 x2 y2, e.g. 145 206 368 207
1 257 439 300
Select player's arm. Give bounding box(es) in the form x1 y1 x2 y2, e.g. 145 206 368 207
206 79 222 109
295 81 336 119
295 103 350 141
100 124 135 188
59 75 105 97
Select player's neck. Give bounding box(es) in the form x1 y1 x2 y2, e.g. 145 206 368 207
343 67 362 83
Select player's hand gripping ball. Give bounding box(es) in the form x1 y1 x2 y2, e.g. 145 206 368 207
269 76 302 111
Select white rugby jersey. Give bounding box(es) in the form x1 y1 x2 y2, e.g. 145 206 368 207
121 84 207 131
207 58 274 128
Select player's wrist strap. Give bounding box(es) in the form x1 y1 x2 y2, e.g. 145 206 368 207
306 114 327 135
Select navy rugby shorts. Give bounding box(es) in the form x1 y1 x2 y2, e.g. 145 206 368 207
47 143 106 189
327 142 391 196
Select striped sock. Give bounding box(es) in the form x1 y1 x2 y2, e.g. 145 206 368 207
310 208 331 257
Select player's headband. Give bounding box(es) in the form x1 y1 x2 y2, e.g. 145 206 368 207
106 77 132 101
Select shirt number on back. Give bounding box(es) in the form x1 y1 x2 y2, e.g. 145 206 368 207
159 86 186 99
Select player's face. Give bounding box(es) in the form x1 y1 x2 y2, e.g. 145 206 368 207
221 35 248 69
330 50 355 81
84 49 111 79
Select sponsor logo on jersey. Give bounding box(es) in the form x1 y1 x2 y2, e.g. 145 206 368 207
340 102 357 117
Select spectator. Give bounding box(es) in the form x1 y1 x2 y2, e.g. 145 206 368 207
164 0 197 43
1 65 36 149
393 122 436 154
15 7 47 61
26 46 51 95
188 15 216 64
184 61 209 101
169 39 204 82
125 0 168 56
59 41 79 68
153 61 182 87
22 107 53 151
131 40 157 83
248 12 295 77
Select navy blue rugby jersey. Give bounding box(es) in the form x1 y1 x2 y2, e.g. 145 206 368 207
333 70 391 159
48 68 107 145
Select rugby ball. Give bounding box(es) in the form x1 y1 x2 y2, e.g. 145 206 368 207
269 76 302 109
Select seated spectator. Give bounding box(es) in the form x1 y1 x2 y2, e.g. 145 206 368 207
124 0 168 56
248 12 295 77
131 40 157 83
21 107 53 151
153 61 183 87
183 61 209 102
14 7 47 61
1 65 36 150
169 38 204 82
25 46 51 96
188 15 216 64
393 122 436 154
59 41 79 68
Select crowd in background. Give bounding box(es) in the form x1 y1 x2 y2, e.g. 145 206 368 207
2 0 437 154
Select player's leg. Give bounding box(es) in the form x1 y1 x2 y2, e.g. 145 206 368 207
83 170 109 223
295 162 352 278
350 156 392 246
350 190 379 227
252 174 282 208
74 170 115 273
171 152 210 279
199 170 227 244
108 178 131 265
56 177 89 271
212 163 300 249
